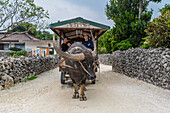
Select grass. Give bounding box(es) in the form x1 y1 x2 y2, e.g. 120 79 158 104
23 76 38 82
27 76 37 80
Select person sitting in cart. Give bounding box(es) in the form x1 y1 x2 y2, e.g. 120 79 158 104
67 41 72 48
82 34 94 50
61 38 69 52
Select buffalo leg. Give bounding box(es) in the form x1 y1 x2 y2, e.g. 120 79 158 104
72 83 79 99
80 84 87 101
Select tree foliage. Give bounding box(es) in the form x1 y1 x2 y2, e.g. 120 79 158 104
11 23 55 40
11 22 37 35
116 39 132 50
0 0 49 38
35 30 54 40
9 47 21 51
144 5 170 48
160 4 170 15
98 30 113 53
98 0 153 53
16 50 27 56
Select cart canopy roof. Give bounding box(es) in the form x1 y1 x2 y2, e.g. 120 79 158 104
49 17 110 40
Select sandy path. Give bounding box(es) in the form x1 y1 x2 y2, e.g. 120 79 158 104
0 64 170 113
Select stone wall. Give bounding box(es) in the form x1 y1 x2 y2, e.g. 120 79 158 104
0 51 9 57
99 48 170 89
0 56 58 89
98 54 113 65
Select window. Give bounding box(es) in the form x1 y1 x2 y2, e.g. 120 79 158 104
15 44 25 50
49 48 54 55
4 44 9 50
0 44 4 50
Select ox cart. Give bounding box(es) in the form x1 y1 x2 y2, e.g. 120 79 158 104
50 17 110 84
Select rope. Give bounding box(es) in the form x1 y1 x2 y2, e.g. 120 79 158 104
78 61 94 79
98 63 100 81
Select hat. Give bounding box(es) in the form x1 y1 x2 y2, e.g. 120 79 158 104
83 34 88 37
66 41 72 44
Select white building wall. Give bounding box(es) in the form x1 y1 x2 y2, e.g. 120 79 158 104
25 42 56 54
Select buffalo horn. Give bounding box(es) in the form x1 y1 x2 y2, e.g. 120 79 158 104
53 34 85 61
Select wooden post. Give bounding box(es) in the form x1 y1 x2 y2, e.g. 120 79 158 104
96 36 98 58
59 31 62 49
95 33 98 72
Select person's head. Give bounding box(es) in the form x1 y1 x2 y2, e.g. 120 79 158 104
63 38 68 44
83 34 89 41
67 41 72 47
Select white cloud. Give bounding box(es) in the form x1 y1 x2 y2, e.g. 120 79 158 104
148 0 170 19
35 0 104 24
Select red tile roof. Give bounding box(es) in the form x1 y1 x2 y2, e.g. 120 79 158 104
0 33 40 41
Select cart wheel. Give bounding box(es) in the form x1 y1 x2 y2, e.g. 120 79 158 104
91 79 95 84
61 72 65 84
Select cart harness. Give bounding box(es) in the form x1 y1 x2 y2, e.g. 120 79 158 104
59 59 96 80
78 61 94 80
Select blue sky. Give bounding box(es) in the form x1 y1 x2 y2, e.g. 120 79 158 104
35 0 169 28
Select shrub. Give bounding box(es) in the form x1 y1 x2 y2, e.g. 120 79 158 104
116 39 132 50
160 4 170 15
144 7 170 48
9 47 21 51
53 54 59 57
141 42 150 49
16 50 27 56
27 76 37 80
98 47 107 54
8 51 16 57
23 76 37 82
101 30 113 53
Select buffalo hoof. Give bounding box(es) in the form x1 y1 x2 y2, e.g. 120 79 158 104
72 94 79 99
80 96 87 101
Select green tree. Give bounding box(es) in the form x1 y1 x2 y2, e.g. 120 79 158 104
11 23 37 36
160 4 170 15
35 30 54 40
11 23 55 40
99 30 113 53
144 5 170 48
0 0 49 38
139 0 161 20
103 0 152 52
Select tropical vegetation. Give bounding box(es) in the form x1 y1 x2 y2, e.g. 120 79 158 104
98 0 169 53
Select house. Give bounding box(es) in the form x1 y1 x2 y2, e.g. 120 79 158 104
0 33 56 56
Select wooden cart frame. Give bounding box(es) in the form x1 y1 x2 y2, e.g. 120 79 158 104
50 17 110 84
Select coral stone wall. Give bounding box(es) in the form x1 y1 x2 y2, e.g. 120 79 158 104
0 56 58 89
99 48 170 89
0 51 9 57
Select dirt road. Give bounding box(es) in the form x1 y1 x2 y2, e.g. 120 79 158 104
0 64 170 113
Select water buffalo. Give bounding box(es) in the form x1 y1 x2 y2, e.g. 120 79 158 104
53 35 97 101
